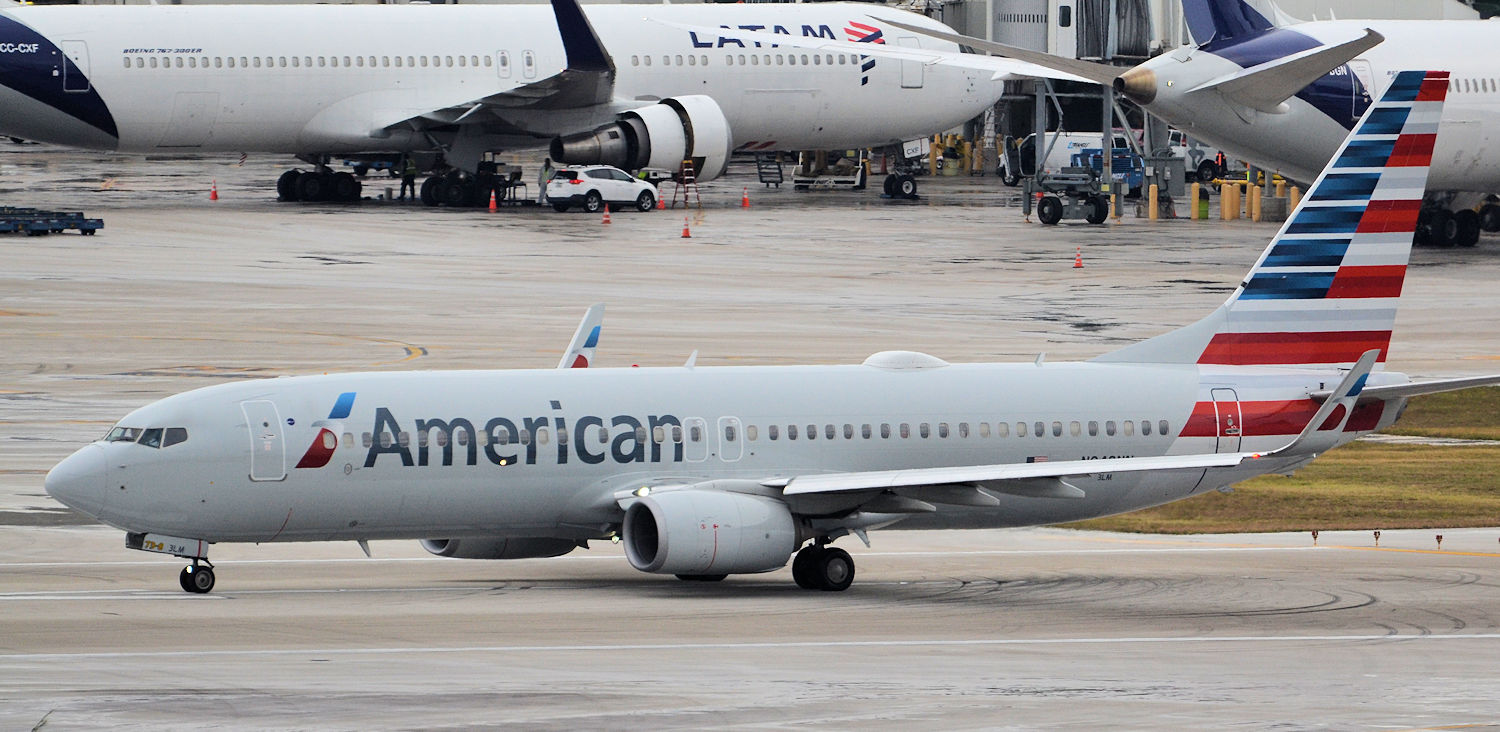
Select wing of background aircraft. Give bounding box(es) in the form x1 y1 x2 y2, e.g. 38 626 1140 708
651 19 1096 84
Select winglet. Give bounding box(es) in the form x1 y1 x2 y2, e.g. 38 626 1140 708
550 0 614 74
1268 349 1379 457
558 304 604 369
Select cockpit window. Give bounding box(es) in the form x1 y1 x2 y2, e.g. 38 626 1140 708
163 427 189 447
138 428 164 448
106 427 142 442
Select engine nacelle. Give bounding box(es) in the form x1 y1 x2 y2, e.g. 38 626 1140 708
622 490 797 576
549 95 733 181
420 537 577 560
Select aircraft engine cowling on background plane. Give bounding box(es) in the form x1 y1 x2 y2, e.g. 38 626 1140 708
420 537 578 560
622 489 797 576
549 95 732 180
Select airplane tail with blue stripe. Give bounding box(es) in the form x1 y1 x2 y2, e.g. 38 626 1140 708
1182 0 1276 47
1096 70 1449 369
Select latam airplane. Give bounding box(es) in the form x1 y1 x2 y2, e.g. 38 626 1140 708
0 0 1018 205
46 72 1500 594
704 0 1500 247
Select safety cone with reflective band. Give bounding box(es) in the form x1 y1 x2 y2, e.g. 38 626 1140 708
488 189 497 212
1073 247 1083 269
680 217 691 238
210 180 219 201
601 209 611 225
741 188 750 209
656 193 666 210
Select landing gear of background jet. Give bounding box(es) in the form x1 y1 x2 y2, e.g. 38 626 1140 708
178 560 215 594
881 173 918 200
791 543 855 591
278 168 362 203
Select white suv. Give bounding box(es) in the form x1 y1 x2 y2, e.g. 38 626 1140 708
547 165 658 213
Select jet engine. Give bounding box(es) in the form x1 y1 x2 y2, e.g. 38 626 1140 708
420 537 577 560
550 95 733 181
621 490 797 576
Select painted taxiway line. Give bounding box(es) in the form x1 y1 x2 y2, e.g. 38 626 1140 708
3 633 1500 662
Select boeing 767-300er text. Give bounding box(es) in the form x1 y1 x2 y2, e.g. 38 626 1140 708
0 0 1035 204
46 71 1500 593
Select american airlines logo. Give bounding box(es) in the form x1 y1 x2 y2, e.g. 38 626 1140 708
844 21 884 86
294 391 355 469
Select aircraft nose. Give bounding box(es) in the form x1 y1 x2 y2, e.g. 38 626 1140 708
45 444 107 518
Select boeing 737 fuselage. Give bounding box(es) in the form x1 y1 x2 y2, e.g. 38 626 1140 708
45 71 1500 594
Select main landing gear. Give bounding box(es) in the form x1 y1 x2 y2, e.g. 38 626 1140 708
277 168 362 203
791 542 855 592
178 559 215 594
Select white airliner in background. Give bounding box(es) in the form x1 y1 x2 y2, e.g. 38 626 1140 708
706 0 1500 247
46 72 1500 594
0 0 1025 205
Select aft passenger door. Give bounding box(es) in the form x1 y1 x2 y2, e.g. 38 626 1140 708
241 400 287 481
1210 388 1242 454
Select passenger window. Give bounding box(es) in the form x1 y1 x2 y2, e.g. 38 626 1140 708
958 423 969 438
445 56 453 67
688 55 696 66
746 425 758 441
919 423 930 438
671 425 683 443
320 431 335 449
1052 422 1064 437
362 432 372 448
788 425 798 440
1106 420 1117 436
939 423 950 438
483 55 492 67
807 425 817 441
556 427 568 446
1018 422 1029 437
379 432 393 448
635 426 647 442
675 54 683 65
537 428 550 445
825 424 835 440
768 424 779 440
994 422 1008 438
398 431 410 448
843 424 853 439
1142 420 1153 436
652 426 664 443
520 429 532 445
1035 422 1046 437
900 423 910 439
1123 421 1135 437
1070 421 1082 437
434 430 448 448
631 55 639 66
751 55 759 66
739 54 746 65
861 424 872 439
1159 420 1170 436
688 425 701 443
1088 421 1099 437
724 425 736 442
880 423 891 439
139 428 163 448
342 432 353 448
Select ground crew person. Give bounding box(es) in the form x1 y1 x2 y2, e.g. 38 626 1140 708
537 157 555 204
399 156 418 201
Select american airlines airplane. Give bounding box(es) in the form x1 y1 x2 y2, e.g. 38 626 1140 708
45 71 1500 594
705 0 1500 247
0 0 1013 205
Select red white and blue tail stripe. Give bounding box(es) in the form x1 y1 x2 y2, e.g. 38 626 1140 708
1097 70 1448 368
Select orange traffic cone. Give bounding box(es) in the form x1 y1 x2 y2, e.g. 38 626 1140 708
741 187 750 209
1073 247 1083 269
488 189 497 212
680 217 691 238
656 194 666 211
209 180 219 201
601 209 611 225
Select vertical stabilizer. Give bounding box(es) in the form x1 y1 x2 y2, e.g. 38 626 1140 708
1183 0 1276 47
1095 70 1449 369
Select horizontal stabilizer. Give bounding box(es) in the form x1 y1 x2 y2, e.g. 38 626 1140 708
1186 29 1383 112
1313 373 1500 402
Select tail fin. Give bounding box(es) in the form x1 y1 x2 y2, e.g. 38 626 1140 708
1183 0 1276 47
1095 70 1449 369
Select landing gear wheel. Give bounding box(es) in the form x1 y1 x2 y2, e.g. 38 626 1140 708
674 574 728 582
1454 208 1481 248
332 172 361 203
179 564 215 594
882 174 897 196
1480 204 1500 233
1037 195 1063 226
791 546 821 590
419 176 441 207
1085 195 1109 225
812 547 854 592
1429 209 1458 247
276 170 302 202
440 179 472 207
635 191 656 212
895 174 917 199
295 172 329 202
1001 168 1021 187
1196 160 1219 183
583 190 604 213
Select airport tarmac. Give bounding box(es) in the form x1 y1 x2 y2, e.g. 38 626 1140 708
3 144 1500 728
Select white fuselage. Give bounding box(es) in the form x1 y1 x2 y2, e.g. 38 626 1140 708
55 359 1397 545
0 4 994 155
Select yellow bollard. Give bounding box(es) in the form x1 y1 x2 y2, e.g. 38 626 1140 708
1148 184 1159 221
1250 184 1262 222
1275 180 1286 198
1220 183 1232 221
1290 185 1302 211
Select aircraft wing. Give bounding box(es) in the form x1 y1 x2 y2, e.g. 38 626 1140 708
651 19 1094 84
1313 373 1500 402
877 17 1120 85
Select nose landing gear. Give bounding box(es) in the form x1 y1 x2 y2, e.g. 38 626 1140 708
178 560 215 594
